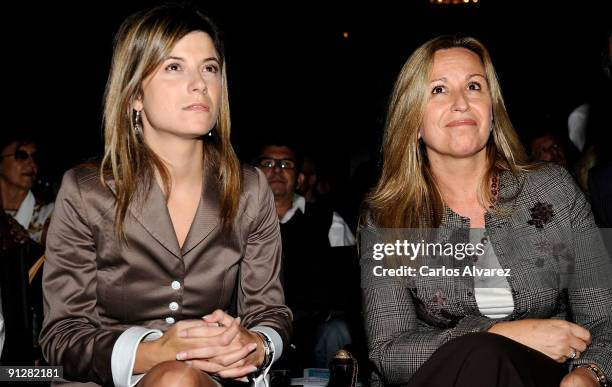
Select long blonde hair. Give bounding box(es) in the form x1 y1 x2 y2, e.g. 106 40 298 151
101 4 241 238
366 35 531 229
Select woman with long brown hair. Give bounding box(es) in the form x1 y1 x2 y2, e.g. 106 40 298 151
40 5 291 387
362 35 611 387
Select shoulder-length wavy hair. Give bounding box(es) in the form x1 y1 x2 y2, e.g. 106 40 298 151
101 4 240 238
365 35 531 229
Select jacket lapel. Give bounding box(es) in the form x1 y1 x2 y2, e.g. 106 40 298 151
105 164 222 258
181 164 221 256
485 170 522 229
129 180 182 258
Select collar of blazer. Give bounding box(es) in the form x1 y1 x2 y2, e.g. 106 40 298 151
440 169 524 229
104 163 221 258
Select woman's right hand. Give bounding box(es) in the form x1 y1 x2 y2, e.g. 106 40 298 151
488 319 591 362
134 318 254 374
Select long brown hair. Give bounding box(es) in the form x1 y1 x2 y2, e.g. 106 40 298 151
101 4 241 238
365 35 531 229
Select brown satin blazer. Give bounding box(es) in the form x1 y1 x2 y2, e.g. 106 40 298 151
40 164 292 386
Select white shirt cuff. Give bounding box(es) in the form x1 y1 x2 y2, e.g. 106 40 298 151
250 326 283 387
111 326 163 387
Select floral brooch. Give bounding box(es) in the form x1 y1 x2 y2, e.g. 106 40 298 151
527 202 554 228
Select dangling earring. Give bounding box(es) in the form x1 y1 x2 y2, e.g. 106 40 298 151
208 130 213 137
134 110 142 135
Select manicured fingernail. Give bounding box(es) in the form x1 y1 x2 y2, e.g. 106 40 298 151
176 352 186 360
203 315 211 320
249 366 258 372
185 360 193 366
248 343 257 352
236 317 241 325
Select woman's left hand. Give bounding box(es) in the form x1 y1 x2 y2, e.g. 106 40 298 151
179 309 266 379
560 368 599 387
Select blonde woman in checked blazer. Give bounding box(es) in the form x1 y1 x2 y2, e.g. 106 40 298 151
361 35 612 387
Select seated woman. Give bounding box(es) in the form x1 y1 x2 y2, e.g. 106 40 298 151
0 132 54 246
0 132 53 364
40 4 291 387
361 35 611 387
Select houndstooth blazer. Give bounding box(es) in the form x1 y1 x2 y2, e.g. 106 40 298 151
360 164 612 386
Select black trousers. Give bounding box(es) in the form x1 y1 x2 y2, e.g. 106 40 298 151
407 332 568 387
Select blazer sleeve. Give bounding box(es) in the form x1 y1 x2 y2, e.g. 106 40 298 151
560 167 612 379
238 168 292 349
361 224 496 385
39 169 122 385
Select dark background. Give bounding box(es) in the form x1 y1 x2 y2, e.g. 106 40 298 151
4 0 611 188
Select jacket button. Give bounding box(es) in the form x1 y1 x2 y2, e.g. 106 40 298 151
171 281 181 290
166 317 175 324
169 302 179 311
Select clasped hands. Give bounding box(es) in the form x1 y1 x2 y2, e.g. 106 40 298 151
489 319 599 387
136 309 265 380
